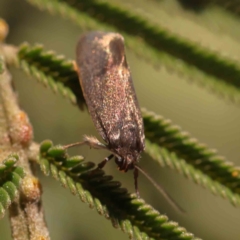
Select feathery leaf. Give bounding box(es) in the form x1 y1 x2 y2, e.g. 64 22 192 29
24 0 240 104
145 139 240 207
0 154 25 219
142 108 240 196
13 44 240 206
39 140 201 240
18 43 84 106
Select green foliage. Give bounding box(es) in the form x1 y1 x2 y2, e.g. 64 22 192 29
18 43 83 106
60 0 240 87
1 0 240 239
145 139 240 207
15 43 240 209
26 0 240 104
0 154 25 219
142 108 240 195
39 140 200 240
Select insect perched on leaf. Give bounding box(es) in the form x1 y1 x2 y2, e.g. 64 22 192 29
67 31 183 212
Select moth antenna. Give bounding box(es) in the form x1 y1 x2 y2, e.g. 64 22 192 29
134 165 185 213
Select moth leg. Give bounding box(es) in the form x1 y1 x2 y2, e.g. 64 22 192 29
134 168 140 198
97 154 114 169
64 135 107 150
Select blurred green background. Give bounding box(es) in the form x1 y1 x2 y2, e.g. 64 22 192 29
1 0 240 239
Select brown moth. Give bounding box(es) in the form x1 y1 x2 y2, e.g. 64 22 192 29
75 31 144 195
71 31 183 212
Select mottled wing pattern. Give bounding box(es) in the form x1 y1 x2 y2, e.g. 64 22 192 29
76 32 109 141
76 31 145 159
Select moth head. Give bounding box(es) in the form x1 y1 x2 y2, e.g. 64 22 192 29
115 152 139 172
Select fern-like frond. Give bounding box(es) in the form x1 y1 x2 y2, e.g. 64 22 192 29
8 44 240 206
18 43 84 107
13 44 240 115
0 154 25 219
39 140 201 240
142 108 240 195
21 59 78 103
0 43 83 106
145 139 240 207
24 0 240 104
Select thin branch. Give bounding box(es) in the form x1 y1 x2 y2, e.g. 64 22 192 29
0 60 50 240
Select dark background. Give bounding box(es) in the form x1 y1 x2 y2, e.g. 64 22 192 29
1 0 240 239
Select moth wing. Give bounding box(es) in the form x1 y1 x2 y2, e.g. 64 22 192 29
76 31 144 155
102 70 145 155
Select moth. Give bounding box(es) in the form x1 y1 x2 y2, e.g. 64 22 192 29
70 31 183 212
